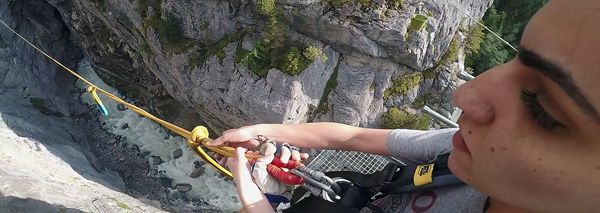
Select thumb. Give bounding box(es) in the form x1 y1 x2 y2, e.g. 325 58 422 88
207 136 224 146
235 147 248 162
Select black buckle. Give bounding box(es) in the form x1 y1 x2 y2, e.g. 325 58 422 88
362 163 401 188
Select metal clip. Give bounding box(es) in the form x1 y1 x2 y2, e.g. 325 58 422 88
291 169 340 201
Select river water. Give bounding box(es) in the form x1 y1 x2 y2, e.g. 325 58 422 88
75 61 241 212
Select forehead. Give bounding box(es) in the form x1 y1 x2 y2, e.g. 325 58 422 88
521 0 600 113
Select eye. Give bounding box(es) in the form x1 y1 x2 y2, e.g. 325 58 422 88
521 90 566 131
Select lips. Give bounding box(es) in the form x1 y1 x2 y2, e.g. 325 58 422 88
452 129 471 155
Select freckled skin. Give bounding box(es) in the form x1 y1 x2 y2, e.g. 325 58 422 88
447 1 600 212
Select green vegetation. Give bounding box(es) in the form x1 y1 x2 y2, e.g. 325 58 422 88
464 24 485 55
137 0 194 53
426 10 434 17
411 94 430 109
58 209 66 213
303 45 328 62
138 42 150 53
239 11 317 77
466 0 549 75
257 0 275 15
148 12 191 52
328 0 349 9
315 68 338 114
29 97 64 117
242 40 315 77
387 0 407 10
116 202 133 210
441 31 461 65
356 0 371 8
380 107 431 130
234 43 250 64
383 73 422 100
242 41 267 76
384 0 407 20
283 47 304 75
188 30 246 69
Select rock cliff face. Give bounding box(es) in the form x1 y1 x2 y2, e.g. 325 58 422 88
0 0 166 211
38 0 491 133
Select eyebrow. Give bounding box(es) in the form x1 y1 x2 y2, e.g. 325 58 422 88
518 47 600 126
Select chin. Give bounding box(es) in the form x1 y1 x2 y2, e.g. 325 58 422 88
448 151 471 184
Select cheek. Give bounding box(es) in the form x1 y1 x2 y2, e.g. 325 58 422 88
472 131 582 199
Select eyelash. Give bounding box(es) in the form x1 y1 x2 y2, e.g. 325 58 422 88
520 90 566 131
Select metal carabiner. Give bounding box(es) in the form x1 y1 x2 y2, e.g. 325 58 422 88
291 169 339 201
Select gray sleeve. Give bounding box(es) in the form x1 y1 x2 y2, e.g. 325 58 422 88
386 128 457 166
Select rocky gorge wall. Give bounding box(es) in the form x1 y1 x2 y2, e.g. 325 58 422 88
42 0 491 133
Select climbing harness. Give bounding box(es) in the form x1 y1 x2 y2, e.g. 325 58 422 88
284 153 463 213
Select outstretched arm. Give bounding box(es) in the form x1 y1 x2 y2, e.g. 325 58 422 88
211 122 392 156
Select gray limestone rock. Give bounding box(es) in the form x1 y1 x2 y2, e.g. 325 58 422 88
188 167 205 178
175 183 192 193
172 148 183 159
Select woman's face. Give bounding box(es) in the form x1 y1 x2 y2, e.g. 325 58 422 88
448 0 600 212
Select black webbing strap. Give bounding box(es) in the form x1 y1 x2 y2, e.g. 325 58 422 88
379 153 463 196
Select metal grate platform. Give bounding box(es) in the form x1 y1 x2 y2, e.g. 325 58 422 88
307 150 398 175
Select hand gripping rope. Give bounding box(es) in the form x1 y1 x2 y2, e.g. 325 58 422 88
253 136 342 200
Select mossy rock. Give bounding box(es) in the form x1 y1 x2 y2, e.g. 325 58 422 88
380 107 431 130
411 94 430 109
29 97 64 117
188 30 246 69
116 202 132 210
383 73 422 99
315 68 338 114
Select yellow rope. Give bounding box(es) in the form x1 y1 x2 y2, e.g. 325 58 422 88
0 19 262 178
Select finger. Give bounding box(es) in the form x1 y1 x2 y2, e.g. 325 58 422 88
235 139 261 148
219 156 228 166
262 142 277 156
235 147 248 164
207 128 239 146
280 146 291 164
300 153 309 160
291 150 301 161
257 143 276 163
214 153 224 159
207 136 225 146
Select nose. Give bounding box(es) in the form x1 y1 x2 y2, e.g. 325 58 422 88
453 79 495 124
